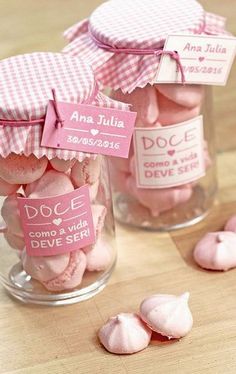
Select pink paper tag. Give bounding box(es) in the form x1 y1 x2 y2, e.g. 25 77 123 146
156 34 236 85
41 101 136 158
18 185 95 257
134 116 205 189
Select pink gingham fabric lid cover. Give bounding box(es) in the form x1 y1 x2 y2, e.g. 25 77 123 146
63 0 231 93
0 52 129 160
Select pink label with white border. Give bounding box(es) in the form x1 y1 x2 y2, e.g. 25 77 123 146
156 34 236 85
134 116 205 189
41 101 136 158
18 185 95 257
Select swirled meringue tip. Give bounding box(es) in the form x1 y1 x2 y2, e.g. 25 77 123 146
98 313 152 355
139 293 193 339
194 231 236 271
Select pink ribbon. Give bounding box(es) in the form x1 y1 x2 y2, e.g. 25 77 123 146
90 32 186 84
0 118 45 127
51 88 64 129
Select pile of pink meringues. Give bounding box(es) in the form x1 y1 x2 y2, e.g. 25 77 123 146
0 153 112 291
98 215 236 356
110 84 211 217
99 292 193 354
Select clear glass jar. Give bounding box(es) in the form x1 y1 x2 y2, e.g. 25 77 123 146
0 154 116 305
110 84 217 231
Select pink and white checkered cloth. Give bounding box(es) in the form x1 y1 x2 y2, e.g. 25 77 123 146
63 0 231 93
0 52 129 160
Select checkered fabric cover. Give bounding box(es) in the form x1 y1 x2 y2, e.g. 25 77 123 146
0 52 129 160
63 0 231 93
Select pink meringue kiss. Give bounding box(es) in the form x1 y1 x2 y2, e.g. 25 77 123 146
71 156 102 187
157 92 201 126
127 176 192 217
98 313 152 354
49 158 76 173
194 232 236 271
224 216 236 232
156 84 204 108
25 170 74 198
21 249 70 282
1 193 23 236
83 239 111 272
0 154 48 184
140 293 193 339
0 177 20 196
42 250 87 291
111 85 159 127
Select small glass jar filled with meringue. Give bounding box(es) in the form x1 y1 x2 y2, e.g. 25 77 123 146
63 0 235 231
0 52 130 305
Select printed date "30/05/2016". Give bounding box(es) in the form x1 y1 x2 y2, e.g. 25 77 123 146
67 136 120 150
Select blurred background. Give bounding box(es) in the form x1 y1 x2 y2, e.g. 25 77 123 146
1 0 236 152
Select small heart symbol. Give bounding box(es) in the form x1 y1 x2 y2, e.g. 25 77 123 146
53 218 62 226
90 129 99 136
168 150 175 156
199 56 205 62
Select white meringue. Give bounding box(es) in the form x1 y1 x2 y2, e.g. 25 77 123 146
194 231 236 271
140 293 193 339
98 313 152 354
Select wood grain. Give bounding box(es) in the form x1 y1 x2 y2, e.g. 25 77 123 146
0 1 236 373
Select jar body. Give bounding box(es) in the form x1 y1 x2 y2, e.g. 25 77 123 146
0 154 116 305
110 84 217 231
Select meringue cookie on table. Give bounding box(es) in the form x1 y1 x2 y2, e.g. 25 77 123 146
140 293 193 339
98 313 152 354
194 231 236 271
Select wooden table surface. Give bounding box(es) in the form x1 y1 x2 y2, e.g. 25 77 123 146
0 1 236 373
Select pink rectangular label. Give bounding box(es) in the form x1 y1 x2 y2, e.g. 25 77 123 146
18 185 95 257
134 116 206 189
156 34 236 85
41 101 136 158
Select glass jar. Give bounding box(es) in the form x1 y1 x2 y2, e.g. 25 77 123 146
110 84 217 230
0 52 127 305
62 0 230 231
0 154 116 305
